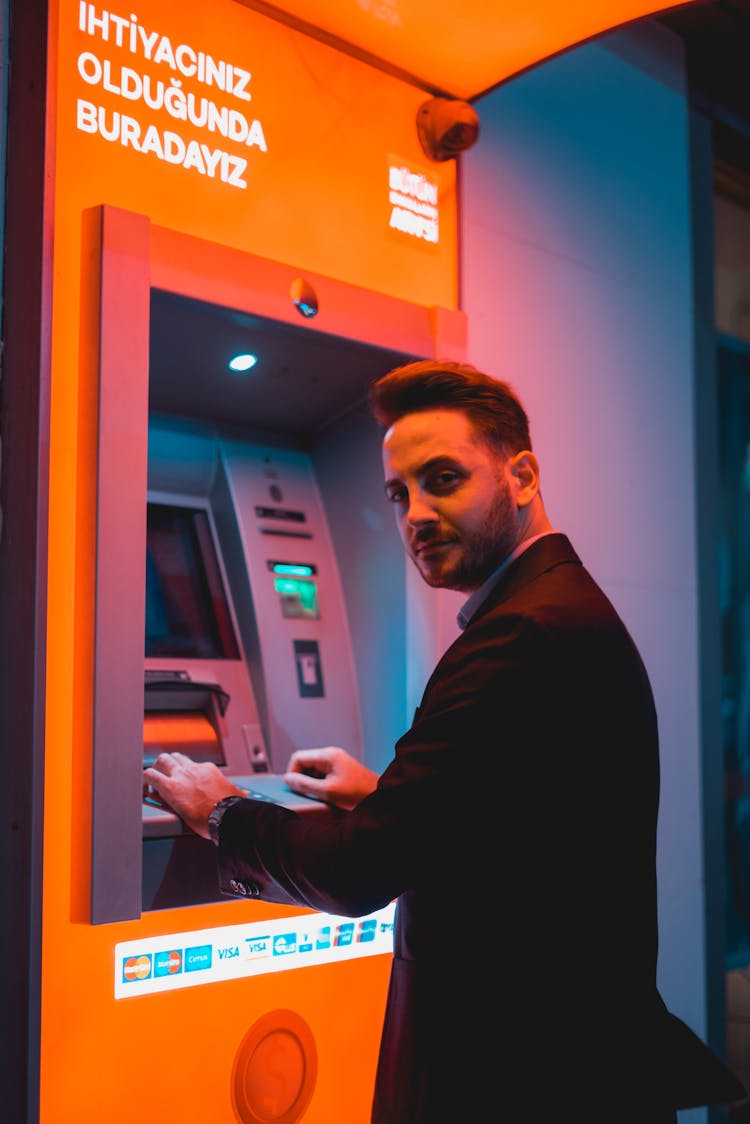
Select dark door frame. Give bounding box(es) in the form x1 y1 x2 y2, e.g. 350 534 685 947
0 1 52 1120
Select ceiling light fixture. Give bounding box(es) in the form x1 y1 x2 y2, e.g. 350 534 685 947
228 353 257 372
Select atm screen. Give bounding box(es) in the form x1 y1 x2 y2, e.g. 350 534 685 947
145 502 240 660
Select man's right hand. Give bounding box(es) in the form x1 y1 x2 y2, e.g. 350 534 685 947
143 752 246 839
284 746 378 810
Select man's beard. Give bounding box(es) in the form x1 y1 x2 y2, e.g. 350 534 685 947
416 479 518 592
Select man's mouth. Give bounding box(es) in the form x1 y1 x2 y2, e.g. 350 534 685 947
414 538 455 558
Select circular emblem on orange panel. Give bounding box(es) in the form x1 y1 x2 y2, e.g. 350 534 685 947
122 955 151 981
231 1010 317 1124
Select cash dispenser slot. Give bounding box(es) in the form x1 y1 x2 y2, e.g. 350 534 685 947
143 674 230 767
142 674 231 839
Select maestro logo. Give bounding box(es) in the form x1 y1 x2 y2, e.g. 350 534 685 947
154 949 183 977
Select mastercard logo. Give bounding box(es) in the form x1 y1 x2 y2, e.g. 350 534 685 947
122 955 152 982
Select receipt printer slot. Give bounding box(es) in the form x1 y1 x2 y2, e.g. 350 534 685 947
143 677 230 767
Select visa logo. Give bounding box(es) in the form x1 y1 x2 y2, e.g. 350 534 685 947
244 935 270 959
218 946 240 960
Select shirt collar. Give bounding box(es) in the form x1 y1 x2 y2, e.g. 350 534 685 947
457 531 557 630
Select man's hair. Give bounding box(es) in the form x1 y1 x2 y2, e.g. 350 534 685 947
368 359 532 455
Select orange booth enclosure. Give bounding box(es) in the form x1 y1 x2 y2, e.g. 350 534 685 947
44 3 459 1121
32 1 695 1121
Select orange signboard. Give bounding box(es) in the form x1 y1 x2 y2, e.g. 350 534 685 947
58 0 458 307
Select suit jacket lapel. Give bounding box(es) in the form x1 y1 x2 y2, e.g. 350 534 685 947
414 534 582 710
465 532 582 627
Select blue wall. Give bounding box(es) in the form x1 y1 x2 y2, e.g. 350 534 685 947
462 21 715 1122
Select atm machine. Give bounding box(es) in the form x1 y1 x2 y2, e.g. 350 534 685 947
140 286 416 910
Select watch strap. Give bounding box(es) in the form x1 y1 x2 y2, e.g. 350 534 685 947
207 794 246 846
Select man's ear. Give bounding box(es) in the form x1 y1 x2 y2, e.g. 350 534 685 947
508 450 540 508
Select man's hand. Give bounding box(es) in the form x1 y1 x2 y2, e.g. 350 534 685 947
284 746 378 811
143 752 246 839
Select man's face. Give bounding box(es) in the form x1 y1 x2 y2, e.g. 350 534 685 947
382 408 520 592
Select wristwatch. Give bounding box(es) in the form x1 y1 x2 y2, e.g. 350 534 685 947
208 794 246 846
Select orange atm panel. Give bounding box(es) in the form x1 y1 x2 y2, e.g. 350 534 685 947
42 194 465 1122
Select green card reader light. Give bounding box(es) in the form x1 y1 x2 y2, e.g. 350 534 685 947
269 561 319 619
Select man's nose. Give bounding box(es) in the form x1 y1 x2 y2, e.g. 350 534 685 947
405 491 437 525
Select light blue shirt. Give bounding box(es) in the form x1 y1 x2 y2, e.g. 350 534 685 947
457 531 557 631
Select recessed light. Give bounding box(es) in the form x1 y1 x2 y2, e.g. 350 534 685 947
228 353 257 372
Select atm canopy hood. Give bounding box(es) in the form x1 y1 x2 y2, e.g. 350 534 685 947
236 0 703 100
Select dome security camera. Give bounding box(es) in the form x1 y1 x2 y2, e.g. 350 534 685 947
416 97 480 162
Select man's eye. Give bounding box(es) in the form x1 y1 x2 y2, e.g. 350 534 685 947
385 487 407 504
430 470 460 490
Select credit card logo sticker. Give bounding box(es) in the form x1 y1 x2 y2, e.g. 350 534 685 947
114 903 395 997
154 950 182 976
357 919 377 943
122 954 152 982
185 944 212 972
273 933 297 956
244 935 271 959
218 945 240 960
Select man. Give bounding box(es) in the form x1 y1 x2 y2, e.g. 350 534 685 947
144 360 743 1123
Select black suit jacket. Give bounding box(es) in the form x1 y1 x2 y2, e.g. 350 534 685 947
218 534 744 1122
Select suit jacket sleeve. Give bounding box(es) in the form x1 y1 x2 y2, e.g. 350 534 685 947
215 606 535 915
